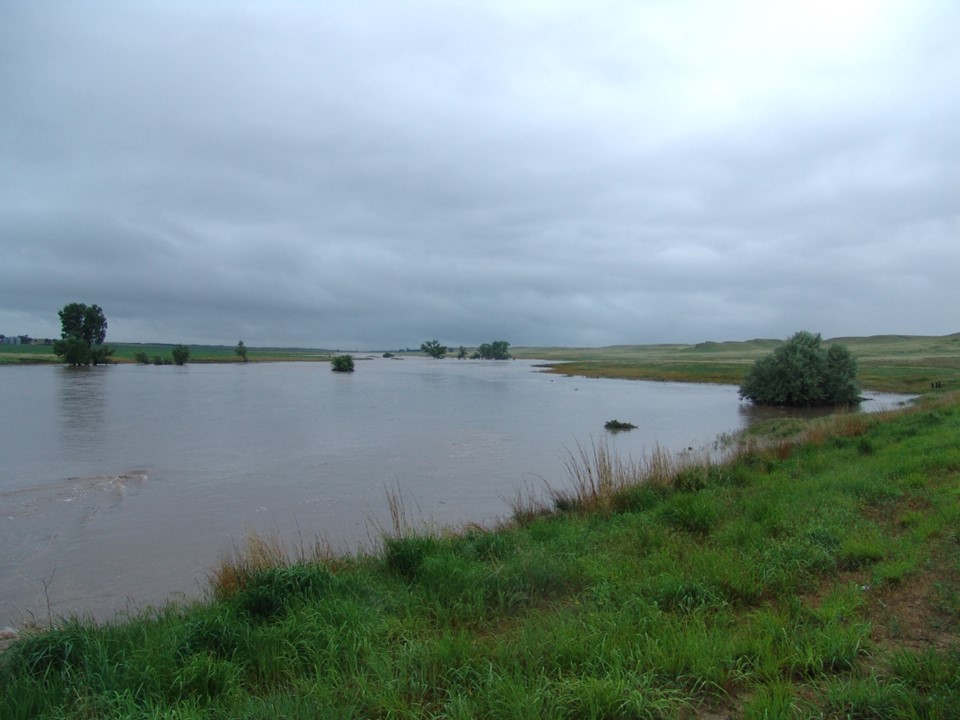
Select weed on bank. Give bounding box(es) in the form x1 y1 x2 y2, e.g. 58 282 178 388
2 396 959 718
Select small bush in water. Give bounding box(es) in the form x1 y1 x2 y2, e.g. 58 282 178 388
331 355 355 372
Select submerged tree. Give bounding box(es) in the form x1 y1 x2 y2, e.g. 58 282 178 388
53 302 113 366
739 331 860 407
171 344 190 366
476 340 511 360
420 339 447 359
235 340 248 362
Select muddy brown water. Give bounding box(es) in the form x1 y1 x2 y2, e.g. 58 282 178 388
0 359 911 628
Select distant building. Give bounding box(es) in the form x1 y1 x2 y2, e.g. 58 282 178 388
0 335 32 345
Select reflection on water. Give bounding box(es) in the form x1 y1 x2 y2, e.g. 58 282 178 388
735 392 912 428
0 360 913 628
58 367 108 460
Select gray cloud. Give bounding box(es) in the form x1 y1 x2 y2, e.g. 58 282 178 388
2 1 958 349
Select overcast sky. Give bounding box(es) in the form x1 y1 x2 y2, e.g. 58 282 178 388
2 1 958 349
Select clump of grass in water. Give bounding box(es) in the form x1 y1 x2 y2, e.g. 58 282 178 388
550 439 643 515
604 419 637 431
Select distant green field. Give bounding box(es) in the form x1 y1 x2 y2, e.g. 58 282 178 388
0 343 334 365
111 343 334 364
513 333 960 394
0 344 61 364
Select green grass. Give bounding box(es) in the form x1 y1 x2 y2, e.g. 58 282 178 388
3 394 960 718
0 343 62 364
513 332 960 394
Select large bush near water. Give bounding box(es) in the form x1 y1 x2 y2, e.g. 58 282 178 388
739 331 860 406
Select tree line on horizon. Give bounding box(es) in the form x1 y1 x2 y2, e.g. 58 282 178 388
420 339 511 360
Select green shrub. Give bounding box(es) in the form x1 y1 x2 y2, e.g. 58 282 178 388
330 354 354 372
739 330 860 407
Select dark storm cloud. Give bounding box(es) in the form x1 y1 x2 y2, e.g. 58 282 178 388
2 1 958 348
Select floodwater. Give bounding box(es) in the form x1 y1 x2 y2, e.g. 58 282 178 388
0 358 911 628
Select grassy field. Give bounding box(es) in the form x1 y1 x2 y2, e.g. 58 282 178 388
6 333 958 395
2 394 959 718
514 333 960 394
0 343 334 365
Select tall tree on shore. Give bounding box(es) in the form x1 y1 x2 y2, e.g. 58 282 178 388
52 302 113 366
235 340 248 362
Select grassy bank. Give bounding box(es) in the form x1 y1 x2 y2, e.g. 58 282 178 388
513 333 960 395
0 343 334 365
3 396 959 718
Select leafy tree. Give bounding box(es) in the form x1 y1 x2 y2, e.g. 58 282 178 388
420 339 447 359
739 331 860 406
490 340 511 359
331 354 355 372
52 302 113 366
134 351 150 365
476 340 511 360
171 344 190 366
235 340 248 362
457 345 467 359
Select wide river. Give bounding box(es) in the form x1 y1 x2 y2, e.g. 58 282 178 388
0 358 911 628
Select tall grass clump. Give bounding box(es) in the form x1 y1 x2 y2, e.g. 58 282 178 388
209 530 338 602
550 440 722 516
551 440 643 514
